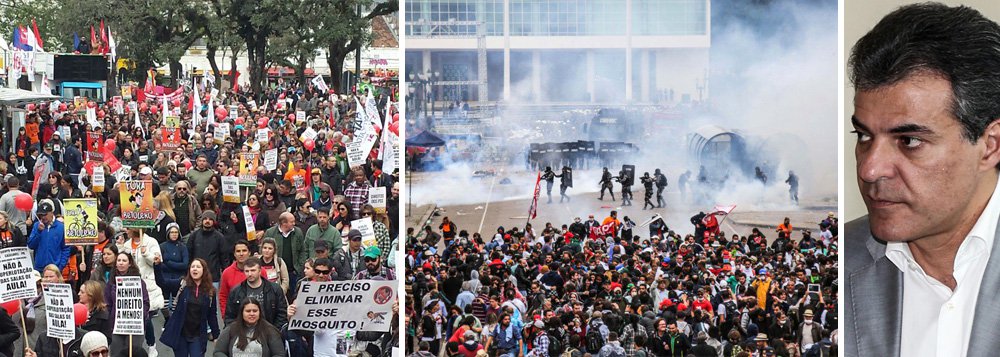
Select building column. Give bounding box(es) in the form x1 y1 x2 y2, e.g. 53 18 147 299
532 50 542 103
586 51 596 103
503 0 511 101
625 0 633 103
640 50 650 103
422 50 431 75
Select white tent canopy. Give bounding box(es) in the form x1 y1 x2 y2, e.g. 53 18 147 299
0 87 59 106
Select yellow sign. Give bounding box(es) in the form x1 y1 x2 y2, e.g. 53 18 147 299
62 198 100 245
165 115 180 128
238 153 259 186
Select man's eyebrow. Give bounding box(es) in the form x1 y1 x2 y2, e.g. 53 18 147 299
850 115 934 135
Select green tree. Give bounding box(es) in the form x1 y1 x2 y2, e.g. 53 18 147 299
319 0 398 93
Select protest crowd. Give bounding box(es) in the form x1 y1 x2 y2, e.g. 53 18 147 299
0 71 400 357
405 208 838 357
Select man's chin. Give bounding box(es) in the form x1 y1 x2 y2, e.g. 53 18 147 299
868 213 915 242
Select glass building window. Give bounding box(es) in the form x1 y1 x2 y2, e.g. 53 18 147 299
632 0 707 36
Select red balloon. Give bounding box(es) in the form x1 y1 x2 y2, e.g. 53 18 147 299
14 193 32 212
58 103 67 112
139 102 148 112
392 113 399 123
303 139 315 152
1 300 18 316
97 110 105 119
73 303 89 327
172 98 182 107
278 93 286 100
234 117 244 125
26 103 36 111
215 107 228 119
287 113 295 121
104 139 116 153
87 101 97 108
257 118 268 128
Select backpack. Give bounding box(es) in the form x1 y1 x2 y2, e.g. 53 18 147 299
586 325 603 354
546 332 564 356
657 174 667 187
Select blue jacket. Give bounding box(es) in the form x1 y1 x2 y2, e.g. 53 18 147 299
159 283 221 349
27 220 69 271
159 240 189 281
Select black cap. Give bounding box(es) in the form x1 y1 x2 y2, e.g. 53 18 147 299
348 229 362 241
314 240 329 251
37 199 54 214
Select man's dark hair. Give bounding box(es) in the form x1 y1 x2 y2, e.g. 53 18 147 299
244 256 262 268
314 258 332 268
849 3 1000 144
234 239 250 251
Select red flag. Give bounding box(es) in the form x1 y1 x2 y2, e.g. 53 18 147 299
31 19 43 50
231 70 240 92
100 20 107 54
90 26 96 51
528 171 541 220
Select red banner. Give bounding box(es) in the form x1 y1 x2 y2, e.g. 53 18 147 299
528 171 541 220
589 222 616 237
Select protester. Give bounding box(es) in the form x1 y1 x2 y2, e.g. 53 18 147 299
222 257 288 328
79 280 113 341
258 238 290 293
214 299 286 357
104 252 151 357
218 240 251 313
160 258 221 357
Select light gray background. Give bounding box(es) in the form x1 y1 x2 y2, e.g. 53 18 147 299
845 0 1000 221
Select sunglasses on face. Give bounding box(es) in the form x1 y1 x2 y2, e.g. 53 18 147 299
314 269 331 275
90 349 110 357
364 257 378 262
176 187 188 191
362 212 373 217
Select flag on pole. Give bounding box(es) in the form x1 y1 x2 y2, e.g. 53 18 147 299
311 75 329 92
161 95 169 126
90 26 96 52
99 20 107 54
192 80 202 130
30 19 43 51
206 95 216 129
528 171 542 220
144 68 156 93
364 92 382 132
134 105 145 138
72 32 79 52
107 26 116 62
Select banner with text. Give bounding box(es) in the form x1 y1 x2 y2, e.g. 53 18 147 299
119 180 156 228
43 283 75 340
0 247 37 303
112 276 144 335
288 280 396 332
62 198 99 245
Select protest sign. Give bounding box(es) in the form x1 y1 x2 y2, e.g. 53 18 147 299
112 96 124 114
256 128 269 143
0 247 37 303
296 110 306 123
112 276 145 335
92 166 104 193
352 217 377 248
288 280 396 332
119 180 156 228
300 127 317 142
59 126 71 141
230 107 238 121
86 107 98 127
114 165 131 182
164 115 181 128
121 86 132 99
222 176 240 203
238 153 259 186
214 123 229 145
63 198 99 245
74 96 87 111
87 131 103 161
242 206 256 241
263 149 278 172
161 127 182 152
42 283 75 340
347 141 366 168
368 187 386 215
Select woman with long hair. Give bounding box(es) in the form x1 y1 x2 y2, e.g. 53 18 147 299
262 185 286 227
79 280 112 341
0 211 26 249
155 191 177 222
246 193 269 235
159 223 188 313
213 298 285 356
90 243 119 284
104 252 151 357
258 238 289 293
160 258 221 357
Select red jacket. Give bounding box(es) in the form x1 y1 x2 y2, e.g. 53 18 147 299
218 262 247 315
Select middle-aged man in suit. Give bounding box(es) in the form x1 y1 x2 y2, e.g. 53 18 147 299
846 3 1000 357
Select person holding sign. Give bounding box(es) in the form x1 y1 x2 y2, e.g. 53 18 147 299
160 258 221 357
78 280 112 341
103 252 151 357
116 228 165 348
27 200 69 272
213 298 286 357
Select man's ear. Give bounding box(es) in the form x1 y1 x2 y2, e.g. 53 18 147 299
983 119 1000 170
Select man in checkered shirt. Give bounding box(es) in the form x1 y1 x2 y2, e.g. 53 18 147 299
343 168 371 219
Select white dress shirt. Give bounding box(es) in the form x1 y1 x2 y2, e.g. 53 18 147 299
886 179 1000 357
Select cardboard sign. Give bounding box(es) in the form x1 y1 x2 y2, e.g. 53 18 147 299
256 128 269 143
238 153 259 186
42 283 75 340
164 115 181 128
300 127 317 142
347 141 366 168
368 187 386 215
112 96 124 114
62 198 100 245
352 217 377 248
214 123 229 145
263 149 278 172
288 280 396 332
59 126 71 141
242 206 257 241
222 176 240 203
296 110 306 123
0 247 38 303
92 166 105 193
114 165 131 182
74 96 87 112
230 107 238 121
161 127 182 152
119 180 156 228
112 276 145 335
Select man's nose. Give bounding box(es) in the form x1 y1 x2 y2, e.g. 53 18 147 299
857 139 897 183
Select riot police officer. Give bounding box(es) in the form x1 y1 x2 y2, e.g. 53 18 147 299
641 172 655 210
542 166 556 203
599 167 615 201
557 166 573 203
618 169 632 206
654 168 668 208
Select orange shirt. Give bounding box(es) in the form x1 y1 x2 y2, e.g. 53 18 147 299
284 168 308 192
25 123 40 144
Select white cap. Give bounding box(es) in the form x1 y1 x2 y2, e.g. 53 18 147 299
139 167 153 176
